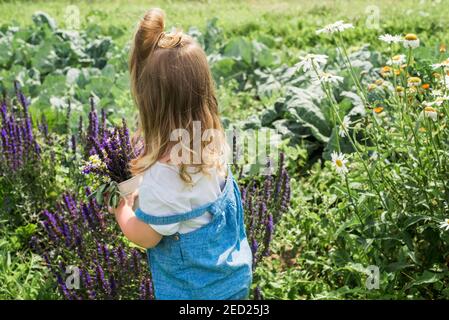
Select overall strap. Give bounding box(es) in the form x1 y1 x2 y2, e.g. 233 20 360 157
135 205 211 225
135 166 234 225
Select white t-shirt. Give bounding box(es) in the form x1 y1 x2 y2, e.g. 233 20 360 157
138 161 226 235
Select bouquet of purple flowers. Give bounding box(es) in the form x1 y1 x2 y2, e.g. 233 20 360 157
81 99 142 208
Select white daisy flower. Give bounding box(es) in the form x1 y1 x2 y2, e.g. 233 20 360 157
433 96 449 106
381 81 394 91
403 34 420 49
407 76 422 87
316 20 354 35
387 54 406 66
423 106 438 121
443 75 449 89
339 115 351 137
396 86 405 97
431 58 449 70
378 34 403 44
440 218 449 231
431 89 445 97
380 66 393 78
317 72 344 85
295 54 328 73
331 151 349 175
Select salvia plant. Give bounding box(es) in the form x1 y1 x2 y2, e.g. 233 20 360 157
0 82 57 227
239 152 291 299
80 99 142 208
0 82 41 171
32 190 154 300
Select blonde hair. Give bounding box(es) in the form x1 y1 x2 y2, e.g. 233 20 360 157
129 8 227 183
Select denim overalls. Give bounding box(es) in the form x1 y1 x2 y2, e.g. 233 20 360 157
135 168 253 300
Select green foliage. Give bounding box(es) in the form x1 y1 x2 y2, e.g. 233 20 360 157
0 227 57 299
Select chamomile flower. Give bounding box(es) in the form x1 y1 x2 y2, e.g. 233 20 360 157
316 72 344 85
433 96 449 106
331 151 349 175
375 79 384 86
431 89 444 97
440 218 449 231
396 86 405 97
378 34 403 44
407 76 422 87
431 58 449 70
381 81 394 91
380 66 393 77
339 116 351 137
408 86 418 94
387 54 406 66
403 33 420 49
443 75 449 89
316 20 354 34
295 54 328 73
423 106 438 121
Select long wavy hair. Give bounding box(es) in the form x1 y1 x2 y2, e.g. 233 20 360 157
129 8 227 183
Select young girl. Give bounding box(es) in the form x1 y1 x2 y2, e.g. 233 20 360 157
111 8 252 300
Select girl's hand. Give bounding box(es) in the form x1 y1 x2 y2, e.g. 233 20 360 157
108 191 138 214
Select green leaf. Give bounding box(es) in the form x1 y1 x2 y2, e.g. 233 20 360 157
95 184 107 205
0 36 13 68
284 87 331 143
111 194 119 208
95 190 103 206
211 57 237 81
223 37 252 65
32 11 57 30
385 261 414 273
402 215 430 229
252 40 274 67
411 271 442 287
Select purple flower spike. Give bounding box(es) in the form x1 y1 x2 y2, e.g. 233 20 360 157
263 214 273 256
254 287 262 300
1 86 40 171
139 278 147 300
71 134 76 153
147 278 154 300
95 262 109 294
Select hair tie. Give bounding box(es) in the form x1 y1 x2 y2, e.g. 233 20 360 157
157 31 182 48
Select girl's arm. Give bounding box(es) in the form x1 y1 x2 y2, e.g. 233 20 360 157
111 193 162 249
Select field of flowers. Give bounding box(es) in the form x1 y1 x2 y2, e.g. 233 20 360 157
1 0 449 300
